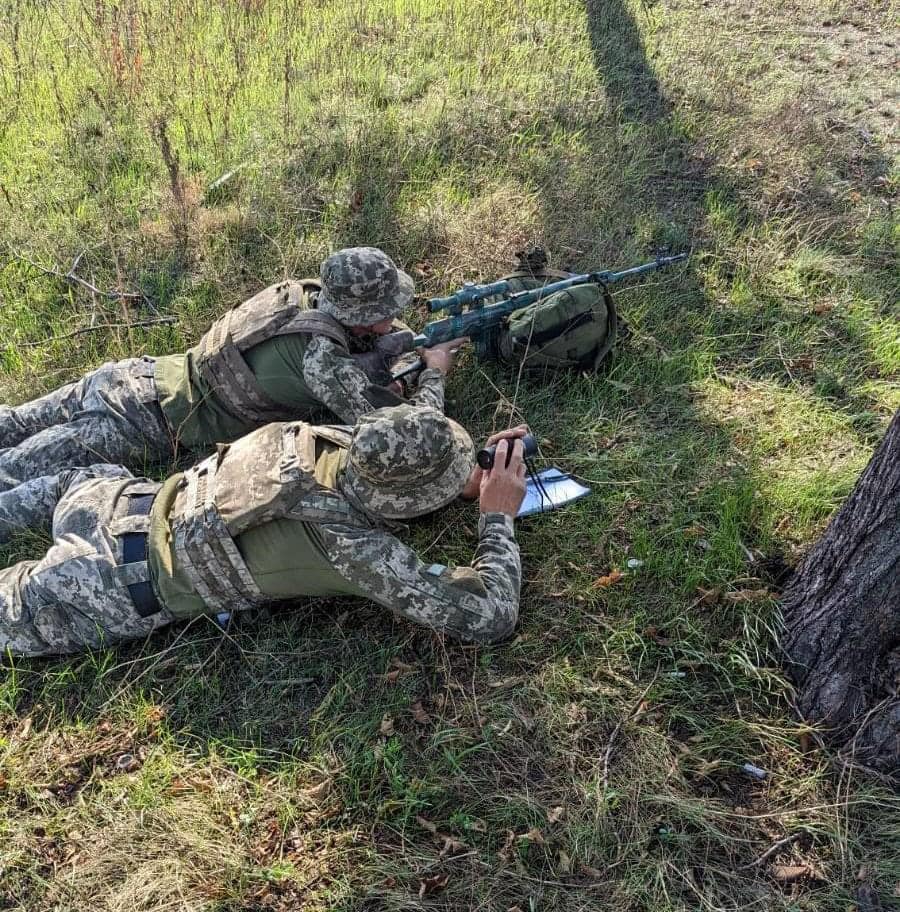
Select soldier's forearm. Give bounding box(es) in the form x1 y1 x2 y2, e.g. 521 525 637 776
435 514 522 643
408 368 445 412
467 512 521 639
321 522 520 644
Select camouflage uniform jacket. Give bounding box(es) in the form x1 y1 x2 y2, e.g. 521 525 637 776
150 422 521 645
155 281 440 450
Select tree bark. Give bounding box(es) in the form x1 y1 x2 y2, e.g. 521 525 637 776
781 408 900 774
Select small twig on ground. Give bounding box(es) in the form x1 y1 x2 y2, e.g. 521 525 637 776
738 830 804 869
601 669 659 792
776 338 796 384
18 317 176 347
17 251 144 301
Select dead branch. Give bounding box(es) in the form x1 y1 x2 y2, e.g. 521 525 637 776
738 830 804 870
17 317 176 347
16 251 144 301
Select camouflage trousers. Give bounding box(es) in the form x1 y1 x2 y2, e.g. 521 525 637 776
0 467 175 657
0 357 175 492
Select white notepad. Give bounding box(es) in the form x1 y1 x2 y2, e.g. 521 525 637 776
518 467 591 517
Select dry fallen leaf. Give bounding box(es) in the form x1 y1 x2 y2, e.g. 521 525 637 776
417 816 468 856
644 626 674 646
166 778 192 796
439 834 468 856
17 717 32 741
772 864 810 883
593 569 624 589
499 829 517 862
724 588 772 604
299 779 331 806
145 705 167 724
519 827 545 845
411 701 431 725
547 806 566 825
558 849 573 874
418 873 449 898
379 715 395 736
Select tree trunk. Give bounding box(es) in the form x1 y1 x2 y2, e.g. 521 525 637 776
781 408 900 774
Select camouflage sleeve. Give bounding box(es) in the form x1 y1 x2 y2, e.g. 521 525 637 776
0 464 133 543
319 512 520 644
407 367 445 412
302 335 381 424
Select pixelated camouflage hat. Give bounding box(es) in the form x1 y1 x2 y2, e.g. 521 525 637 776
342 404 475 520
317 246 415 325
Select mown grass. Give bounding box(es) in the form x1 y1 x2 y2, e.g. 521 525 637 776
0 0 898 909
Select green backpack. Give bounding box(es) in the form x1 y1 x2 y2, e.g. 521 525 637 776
495 271 618 373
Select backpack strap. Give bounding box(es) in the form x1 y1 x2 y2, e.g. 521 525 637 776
585 282 618 371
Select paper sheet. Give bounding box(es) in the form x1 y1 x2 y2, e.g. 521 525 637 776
518 467 591 517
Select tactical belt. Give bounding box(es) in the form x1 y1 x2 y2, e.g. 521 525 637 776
121 492 162 618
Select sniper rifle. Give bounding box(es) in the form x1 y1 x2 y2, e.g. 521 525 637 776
393 252 688 380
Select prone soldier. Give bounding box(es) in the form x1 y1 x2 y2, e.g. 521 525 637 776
0 408 529 656
0 247 464 491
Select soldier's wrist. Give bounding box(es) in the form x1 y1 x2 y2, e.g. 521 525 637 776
478 512 515 537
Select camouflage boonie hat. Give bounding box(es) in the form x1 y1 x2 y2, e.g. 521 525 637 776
318 247 414 326
343 404 474 520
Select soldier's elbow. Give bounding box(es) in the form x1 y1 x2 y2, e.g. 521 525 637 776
469 602 519 645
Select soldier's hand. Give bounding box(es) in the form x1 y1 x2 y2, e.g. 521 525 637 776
460 425 530 500
418 338 470 376
478 439 527 519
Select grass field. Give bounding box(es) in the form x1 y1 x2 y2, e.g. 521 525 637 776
0 0 898 909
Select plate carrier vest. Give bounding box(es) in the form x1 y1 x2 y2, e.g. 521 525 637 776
193 280 350 424
169 421 367 612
